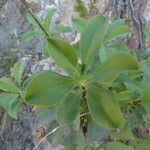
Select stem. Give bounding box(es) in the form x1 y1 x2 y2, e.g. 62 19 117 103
0 111 7 136
80 86 89 135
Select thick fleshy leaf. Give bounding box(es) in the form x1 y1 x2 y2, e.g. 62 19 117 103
57 91 81 125
72 17 87 32
0 93 20 119
104 142 134 150
93 53 139 84
43 9 57 31
79 15 110 65
25 71 77 106
0 77 20 93
11 63 24 86
134 138 150 150
46 38 79 75
87 86 124 129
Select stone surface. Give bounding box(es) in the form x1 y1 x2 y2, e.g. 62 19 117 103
0 0 150 150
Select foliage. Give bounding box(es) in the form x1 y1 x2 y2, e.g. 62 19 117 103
75 0 87 18
1 9 150 149
0 63 24 119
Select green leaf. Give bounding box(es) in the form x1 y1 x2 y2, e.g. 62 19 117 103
11 63 24 86
35 106 56 124
26 12 50 38
44 9 57 31
115 91 133 101
93 53 139 84
87 85 124 129
57 91 81 125
51 24 72 33
134 138 150 150
100 42 130 63
105 142 134 150
105 25 132 41
0 93 20 119
9 97 23 119
26 13 42 29
22 29 43 41
46 38 78 75
43 40 49 57
128 82 150 122
86 120 107 143
107 19 128 33
0 77 20 93
53 126 85 149
143 24 150 39
25 71 77 106
134 82 150 107
72 17 87 32
79 15 110 65
112 124 134 140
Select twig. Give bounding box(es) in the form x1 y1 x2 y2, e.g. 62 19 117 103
33 126 61 150
0 112 7 136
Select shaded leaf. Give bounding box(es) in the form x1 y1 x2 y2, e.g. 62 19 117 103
143 25 150 39
115 91 133 101
0 77 20 93
86 120 107 143
100 42 130 63
57 91 81 125
25 71 77 106
51 24 72 33
87 85 124 129
26 13 42 29
134 138 150 150
46 38 78 75
105 142 134 150
11 63 24 86
9 97 23 119
35 106 56 124
22 29 42 41
112 124 134 140
79 15 110 65
53 126 85 149
93 53 139 84
105 25 132 41
0 93 20 119
72 17 87 32
44 8 57 31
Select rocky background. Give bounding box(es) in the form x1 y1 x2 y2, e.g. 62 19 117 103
0 0 150 150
